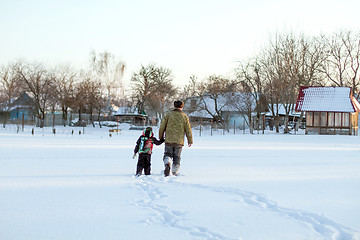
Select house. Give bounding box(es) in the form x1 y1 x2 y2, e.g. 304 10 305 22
264 104 305 130
114 106 148 126
0 92 36 124
183 92 259 129
295 86 360 135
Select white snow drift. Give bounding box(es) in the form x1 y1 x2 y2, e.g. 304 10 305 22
0 125 359 240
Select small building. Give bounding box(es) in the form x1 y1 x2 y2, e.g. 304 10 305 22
114 107 148 126
0 92 36 124
295 86 360 135
183 92 258 129
265 104 305 130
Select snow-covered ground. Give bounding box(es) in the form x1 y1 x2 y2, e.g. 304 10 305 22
0 125 359 240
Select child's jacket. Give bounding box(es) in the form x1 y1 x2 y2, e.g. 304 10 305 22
134 132 164 155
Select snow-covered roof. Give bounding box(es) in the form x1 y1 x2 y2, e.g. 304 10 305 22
185 92 257 116
295 86 360 113
115 106 140 115
187 109 213 119
0 92 35 111
265 104 300 117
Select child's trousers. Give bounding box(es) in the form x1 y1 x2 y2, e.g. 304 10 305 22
136 154 151 175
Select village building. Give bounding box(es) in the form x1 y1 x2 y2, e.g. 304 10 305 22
114 106 149 126
0 92 36 124
183 93 260 130
295 86 360 135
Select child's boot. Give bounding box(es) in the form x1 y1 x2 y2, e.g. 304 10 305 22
136 166 143 176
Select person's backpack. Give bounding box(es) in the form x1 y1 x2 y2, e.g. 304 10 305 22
139 136 153 154
139 127 154 154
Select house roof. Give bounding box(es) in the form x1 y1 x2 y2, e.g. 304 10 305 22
265 104 301 117
185 92 257 114
295 86 360 113
187 109 213 119
115 106 144 116
0 92 35 112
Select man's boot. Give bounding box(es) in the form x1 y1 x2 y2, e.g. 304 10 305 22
172 164 180 176
164 163 171 177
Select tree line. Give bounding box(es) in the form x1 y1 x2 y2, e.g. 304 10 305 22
182 30 360 133
1 30 360 131
0 51 126 128
236 30 360 132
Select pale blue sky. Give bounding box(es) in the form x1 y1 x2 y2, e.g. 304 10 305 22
1 0 359 86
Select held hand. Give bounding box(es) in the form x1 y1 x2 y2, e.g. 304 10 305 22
188 144 192 147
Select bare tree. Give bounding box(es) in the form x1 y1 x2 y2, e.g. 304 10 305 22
72 76 88 123
131 64 157 114
84 77 103 127
17 62 54 128
228 90 257 133
322 31 350 87
345 31 360 97
277 34 301 133
235 58 266 132
298 35 327 86
0 62 23 124
149 65 177 120
90 50 125 114
258 32 326 133
94 91 107 128
53 65 76 126
196 75 236 129
181 75 200 100
322 30 360 98
131 63 176 119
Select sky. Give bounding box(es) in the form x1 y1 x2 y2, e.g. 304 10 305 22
1 0 360 87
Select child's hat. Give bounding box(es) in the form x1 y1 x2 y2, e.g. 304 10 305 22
143 126 153 137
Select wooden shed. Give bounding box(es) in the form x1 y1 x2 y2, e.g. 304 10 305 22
114 107 148 126
295 86 360 135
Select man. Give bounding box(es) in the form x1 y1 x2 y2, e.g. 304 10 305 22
159 100 193 176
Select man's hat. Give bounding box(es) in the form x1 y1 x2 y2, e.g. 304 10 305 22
174 100 184 108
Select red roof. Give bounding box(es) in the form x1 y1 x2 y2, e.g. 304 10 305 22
295 86 360 112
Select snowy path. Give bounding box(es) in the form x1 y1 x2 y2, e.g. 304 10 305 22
132 175 360 240
133 177 236 240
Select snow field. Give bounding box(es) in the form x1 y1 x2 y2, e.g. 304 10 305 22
0 126 359 240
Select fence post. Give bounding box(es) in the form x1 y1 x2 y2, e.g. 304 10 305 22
22 113 25 132
262 115 265 134
234 120 236 134
52 113 55 133
200 120 202 137
117 116 119 135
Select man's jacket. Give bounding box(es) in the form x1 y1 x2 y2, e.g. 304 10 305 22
159 108 193 146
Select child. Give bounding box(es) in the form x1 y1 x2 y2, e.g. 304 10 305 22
133 127 164 176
